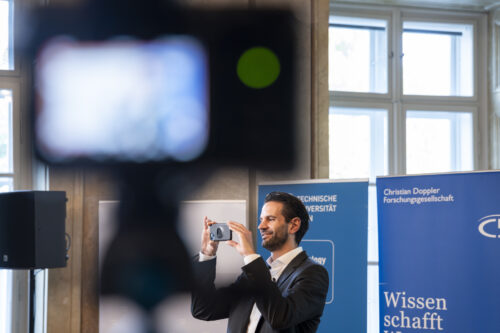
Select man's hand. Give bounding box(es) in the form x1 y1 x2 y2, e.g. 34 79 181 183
201 216 219 256
227 221 256 257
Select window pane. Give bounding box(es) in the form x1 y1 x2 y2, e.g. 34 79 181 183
0 0 13 70
329 16 388 93
0 270 11 333
0 178 12 192
403 21 473 96
329 107 388 181
0 90 12 173
406 110 473 174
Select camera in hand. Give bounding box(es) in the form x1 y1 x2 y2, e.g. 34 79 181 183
209 223 232 241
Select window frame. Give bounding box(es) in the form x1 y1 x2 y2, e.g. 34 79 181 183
401 104 479 174
0 79 21 185
400 10 480 101
0 78 31 333
328 98 393 180
327 3 488 333
329 8 393 100
0 0 19 76
329 3 488 175
0 1 35 333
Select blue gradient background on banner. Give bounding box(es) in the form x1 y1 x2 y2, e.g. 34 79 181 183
258 181 368 333
377 171 500 333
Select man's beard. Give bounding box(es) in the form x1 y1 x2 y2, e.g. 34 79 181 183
261 223 288 252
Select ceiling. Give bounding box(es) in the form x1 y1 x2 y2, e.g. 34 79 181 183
334 0 500 11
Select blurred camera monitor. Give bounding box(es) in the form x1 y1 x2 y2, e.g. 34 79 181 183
34 36 209 164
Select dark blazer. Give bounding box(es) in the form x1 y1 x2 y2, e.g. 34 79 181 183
191 251 329 333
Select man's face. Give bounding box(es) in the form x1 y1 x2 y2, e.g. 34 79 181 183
258 201 290 251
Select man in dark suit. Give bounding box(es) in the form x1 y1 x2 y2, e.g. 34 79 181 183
191 191 329 333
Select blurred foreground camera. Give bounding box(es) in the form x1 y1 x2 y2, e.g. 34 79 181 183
17 0 299 317
19 0 298 170
209 223 232 242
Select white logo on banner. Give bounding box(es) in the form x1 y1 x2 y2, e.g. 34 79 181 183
478 215 500 238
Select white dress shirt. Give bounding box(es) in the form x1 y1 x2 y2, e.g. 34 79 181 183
245 247 303 333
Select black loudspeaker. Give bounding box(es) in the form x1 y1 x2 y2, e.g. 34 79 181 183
0 191 67 269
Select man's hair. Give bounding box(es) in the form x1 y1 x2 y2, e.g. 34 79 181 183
264 191 309 244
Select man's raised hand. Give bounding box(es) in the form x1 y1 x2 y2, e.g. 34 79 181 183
201 216 219 256
227 221 256 257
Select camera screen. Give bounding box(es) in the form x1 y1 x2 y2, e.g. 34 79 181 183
34 36 209 163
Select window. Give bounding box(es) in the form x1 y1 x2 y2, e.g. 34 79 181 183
406 110 474 174
329 4 486 333
329 16 388 94
0 2 14 332
329 106 388 180
1 1 33 333
0 0 14 71
0 88 14 333
0 89 13 188
403 22 473 96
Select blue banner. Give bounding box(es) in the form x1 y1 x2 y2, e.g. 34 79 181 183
377 171 500 333
258 180 368 333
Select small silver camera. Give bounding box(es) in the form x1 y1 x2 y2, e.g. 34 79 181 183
209 223 232 241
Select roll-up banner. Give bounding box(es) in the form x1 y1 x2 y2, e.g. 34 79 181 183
258 180 368 333
377 171 500 333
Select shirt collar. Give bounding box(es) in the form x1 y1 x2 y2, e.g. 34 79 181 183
267 246 303 268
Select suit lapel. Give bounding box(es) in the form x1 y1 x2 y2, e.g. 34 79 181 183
276 251 308 289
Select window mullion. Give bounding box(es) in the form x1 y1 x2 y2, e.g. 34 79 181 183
371 112 387 179
450 115 458 170
393 102 406 175
391 9 405 175
451 36 458 95
370 30 376 92
393 9 402 102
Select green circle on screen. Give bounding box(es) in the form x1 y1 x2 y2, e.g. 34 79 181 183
237 47 280 89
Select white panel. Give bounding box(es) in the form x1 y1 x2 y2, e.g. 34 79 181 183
155 200 247 333
177 200 247 284
99 200 247 333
